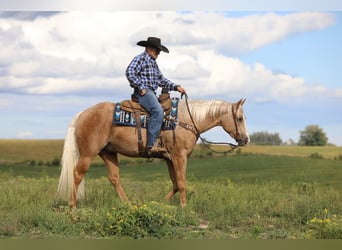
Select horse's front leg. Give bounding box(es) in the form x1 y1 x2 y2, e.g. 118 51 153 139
170 154 188 207
165 159 178 201
99 151 130 203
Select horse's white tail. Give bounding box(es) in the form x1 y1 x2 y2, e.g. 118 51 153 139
57 111 85 201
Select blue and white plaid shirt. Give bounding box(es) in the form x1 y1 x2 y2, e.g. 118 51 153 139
126 51 177 92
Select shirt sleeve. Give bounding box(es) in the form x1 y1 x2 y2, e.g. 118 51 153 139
159 74 177 91
126 55 145 90
156 63 177 91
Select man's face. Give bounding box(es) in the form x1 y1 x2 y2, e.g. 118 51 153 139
146 47 161 60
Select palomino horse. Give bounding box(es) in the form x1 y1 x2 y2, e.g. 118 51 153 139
57 97 249 208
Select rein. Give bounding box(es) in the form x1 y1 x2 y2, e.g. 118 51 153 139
181 93 239 154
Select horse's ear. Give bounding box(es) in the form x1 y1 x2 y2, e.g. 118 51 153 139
238 98 246 106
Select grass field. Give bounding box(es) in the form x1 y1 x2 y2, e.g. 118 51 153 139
0 140 341 239
1 139 341 162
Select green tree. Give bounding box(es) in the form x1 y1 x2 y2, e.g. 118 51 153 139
249 131 283 145
298 125 328 146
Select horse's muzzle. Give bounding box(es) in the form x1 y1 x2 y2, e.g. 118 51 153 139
237 136 249 146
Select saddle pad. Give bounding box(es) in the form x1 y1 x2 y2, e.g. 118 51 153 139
112 98 179 130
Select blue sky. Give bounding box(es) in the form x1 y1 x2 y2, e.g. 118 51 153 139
0 10 341 145
241 13 342 88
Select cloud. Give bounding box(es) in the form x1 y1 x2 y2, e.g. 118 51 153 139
219 12 334 55
16 131 33 138
0 11 60 21
2 0 341 12
0 11 338 103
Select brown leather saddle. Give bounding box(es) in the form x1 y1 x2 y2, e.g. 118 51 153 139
120 93 172 116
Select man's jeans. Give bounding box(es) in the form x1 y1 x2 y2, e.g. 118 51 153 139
138 89 164 148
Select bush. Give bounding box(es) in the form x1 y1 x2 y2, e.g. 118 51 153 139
310 152 323 159
102 202 179 238
69 201 198 239
51 157 60 166
334 154 342 161
306 209 342 239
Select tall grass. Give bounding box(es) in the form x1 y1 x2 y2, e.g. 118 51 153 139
0 141 341 239
186 180 341 239
0 170 341 239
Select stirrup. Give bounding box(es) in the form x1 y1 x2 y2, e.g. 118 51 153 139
148 146 167 154
145 146 170 159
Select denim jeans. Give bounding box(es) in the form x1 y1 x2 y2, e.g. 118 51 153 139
138 89 164 148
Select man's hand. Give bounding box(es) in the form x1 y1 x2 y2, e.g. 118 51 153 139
176 86 186 94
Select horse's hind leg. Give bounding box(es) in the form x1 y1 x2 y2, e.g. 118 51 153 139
71 156 92 208
99 151 130 203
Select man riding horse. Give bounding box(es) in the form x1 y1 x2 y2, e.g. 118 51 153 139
126 37 186 156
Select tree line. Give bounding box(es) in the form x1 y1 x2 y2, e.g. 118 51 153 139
250 125 329 146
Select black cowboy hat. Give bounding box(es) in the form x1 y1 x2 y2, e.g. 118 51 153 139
137 37 169 53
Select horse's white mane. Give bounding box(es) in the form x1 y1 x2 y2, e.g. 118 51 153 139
180 99 231 122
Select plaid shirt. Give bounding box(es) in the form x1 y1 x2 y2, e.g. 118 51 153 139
126 51 177 92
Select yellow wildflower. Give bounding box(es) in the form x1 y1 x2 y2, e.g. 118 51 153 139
324 219 331 224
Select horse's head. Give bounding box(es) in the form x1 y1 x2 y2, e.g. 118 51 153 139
222 98 250 146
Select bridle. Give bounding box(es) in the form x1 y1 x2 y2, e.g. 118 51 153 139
231 101 242 143
180 93 240 154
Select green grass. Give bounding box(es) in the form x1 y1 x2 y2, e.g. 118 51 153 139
2 154 341 188
1 139 341 162
0 170 341 239
0 140 341 239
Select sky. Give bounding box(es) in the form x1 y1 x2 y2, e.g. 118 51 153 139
0 8 341 145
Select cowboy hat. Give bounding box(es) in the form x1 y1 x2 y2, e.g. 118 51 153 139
137 37 169 53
